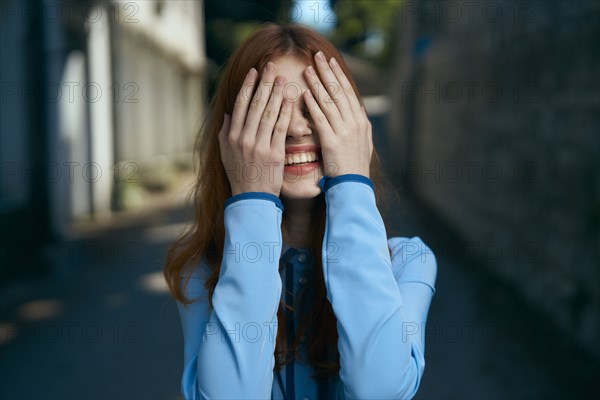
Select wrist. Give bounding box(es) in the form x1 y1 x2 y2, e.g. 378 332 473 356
225 191 284 211
319 174 374 193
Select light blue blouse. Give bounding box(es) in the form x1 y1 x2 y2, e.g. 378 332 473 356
176 175 437 399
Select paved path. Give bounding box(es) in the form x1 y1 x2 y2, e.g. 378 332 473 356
1 198 597 399
391 198 598 400
0 208 187 400
1 116 598 399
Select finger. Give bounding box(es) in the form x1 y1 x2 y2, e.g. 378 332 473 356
304 65 344 134
218 113 231 144
368 121 373 157
362 106 373 154
218 114 232 166
329 57 362 117
313 51 353 122
271 97 293 151
303 89 335 146
230 68 258 141
243 62 278 139
256 74 286 147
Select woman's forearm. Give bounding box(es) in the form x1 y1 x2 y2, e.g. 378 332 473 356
180 196 283 399
321 175 436 399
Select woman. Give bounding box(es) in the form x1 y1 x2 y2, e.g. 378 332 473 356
164 22 437 400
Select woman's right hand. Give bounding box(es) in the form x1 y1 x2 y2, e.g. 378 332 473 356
218 62 292 197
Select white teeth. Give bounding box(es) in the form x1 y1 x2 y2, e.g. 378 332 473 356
284 151 320 166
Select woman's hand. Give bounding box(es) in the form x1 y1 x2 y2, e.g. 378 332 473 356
219 62 293 196
303 51 373 178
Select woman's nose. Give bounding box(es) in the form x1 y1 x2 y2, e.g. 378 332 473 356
286 111 312 139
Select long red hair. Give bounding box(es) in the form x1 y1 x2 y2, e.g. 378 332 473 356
164 22 389 379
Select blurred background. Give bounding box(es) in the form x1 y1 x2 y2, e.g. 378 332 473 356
1 0 598 398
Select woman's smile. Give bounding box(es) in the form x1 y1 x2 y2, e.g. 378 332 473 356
284 145 322 176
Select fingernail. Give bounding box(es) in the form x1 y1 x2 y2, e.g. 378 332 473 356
306 65 315 76
266 62 274 72
330 57 338 68
315 51 325 62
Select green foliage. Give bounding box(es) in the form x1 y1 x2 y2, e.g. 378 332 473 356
204 1 290 65
206 19 265 65
330 0 403 67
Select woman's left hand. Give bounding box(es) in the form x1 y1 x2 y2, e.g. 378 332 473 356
303 51 373 178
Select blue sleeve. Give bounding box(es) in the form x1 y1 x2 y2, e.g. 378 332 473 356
320 175 437 399
176 197 283 399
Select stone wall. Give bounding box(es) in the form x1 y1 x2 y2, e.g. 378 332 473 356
387 0 600 357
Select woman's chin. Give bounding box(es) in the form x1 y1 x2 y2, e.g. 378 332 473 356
280 180 322 201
